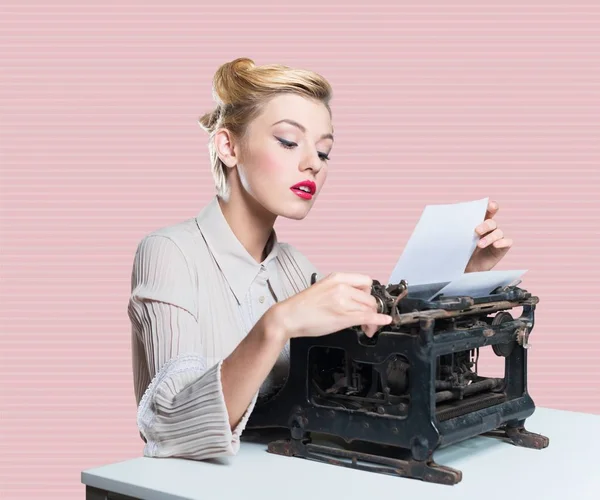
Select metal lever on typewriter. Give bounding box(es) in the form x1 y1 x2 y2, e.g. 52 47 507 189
381 280 409 324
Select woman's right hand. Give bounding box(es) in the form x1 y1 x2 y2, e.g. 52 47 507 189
266 272 393 341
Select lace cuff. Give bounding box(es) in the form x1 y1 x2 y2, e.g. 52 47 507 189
137 354 258 460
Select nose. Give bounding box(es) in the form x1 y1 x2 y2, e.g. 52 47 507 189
300 148 324 174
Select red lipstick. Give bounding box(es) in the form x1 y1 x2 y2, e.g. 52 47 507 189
290 180 316 200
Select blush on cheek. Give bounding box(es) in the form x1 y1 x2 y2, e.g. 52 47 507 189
250 151 285 195
260 150 284 174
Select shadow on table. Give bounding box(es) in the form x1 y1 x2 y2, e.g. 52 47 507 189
239 428 506 466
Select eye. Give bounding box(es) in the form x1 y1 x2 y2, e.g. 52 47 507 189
276 137 330 161
276 137 297 150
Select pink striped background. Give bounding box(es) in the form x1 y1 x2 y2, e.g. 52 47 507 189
1 1 600 498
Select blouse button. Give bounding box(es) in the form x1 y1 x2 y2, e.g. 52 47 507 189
259 295 265 303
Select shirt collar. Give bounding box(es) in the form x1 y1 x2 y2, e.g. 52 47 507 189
195 195 280 305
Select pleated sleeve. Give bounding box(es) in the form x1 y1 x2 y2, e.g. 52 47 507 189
128 235 258 460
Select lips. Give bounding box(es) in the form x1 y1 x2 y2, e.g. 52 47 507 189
290 180 316 195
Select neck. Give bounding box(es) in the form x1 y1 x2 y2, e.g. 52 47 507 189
217 180 277 264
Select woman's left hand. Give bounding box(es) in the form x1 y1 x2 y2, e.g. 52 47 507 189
464 200 513 273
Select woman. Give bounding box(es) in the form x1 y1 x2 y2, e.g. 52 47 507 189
127 57 512 462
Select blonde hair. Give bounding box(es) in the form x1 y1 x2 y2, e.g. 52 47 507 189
198 57 333 199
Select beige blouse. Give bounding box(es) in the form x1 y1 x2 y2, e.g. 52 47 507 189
127 195 323 460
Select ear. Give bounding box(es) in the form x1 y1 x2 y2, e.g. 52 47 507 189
214 128 240 169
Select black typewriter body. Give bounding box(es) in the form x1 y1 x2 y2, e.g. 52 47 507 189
244 275 549 485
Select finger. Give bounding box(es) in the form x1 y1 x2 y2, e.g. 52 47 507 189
492 237 513 249
475 218 498 236
337 293 375 314
347 286 378 310
361 324 378 337
372 315 393 329
355 310 393 327
354 283 374 296
485 200 499 219
478 228 504 248
359 312 392 336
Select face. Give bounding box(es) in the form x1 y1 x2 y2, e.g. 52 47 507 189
216 93 333 220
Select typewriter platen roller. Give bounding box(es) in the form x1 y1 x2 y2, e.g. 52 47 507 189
244 274 549 485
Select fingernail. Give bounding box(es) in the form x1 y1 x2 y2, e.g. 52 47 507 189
479 238 487 247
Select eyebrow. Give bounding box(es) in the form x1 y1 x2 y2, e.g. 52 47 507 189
272 119 334 142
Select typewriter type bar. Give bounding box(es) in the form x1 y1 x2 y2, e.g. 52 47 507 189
245 275 549 485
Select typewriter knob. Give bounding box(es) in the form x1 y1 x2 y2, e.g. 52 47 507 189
516 325 532 349
491 311 517 357
374 295 385 314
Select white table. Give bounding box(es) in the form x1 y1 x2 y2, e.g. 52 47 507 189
81 407 600 500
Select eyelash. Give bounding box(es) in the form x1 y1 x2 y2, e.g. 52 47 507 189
276 137 330 161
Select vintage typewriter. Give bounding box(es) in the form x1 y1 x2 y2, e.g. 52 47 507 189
244 273 549 485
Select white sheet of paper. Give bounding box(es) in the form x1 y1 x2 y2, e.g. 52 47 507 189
427 270 527 300
388 197 489 286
